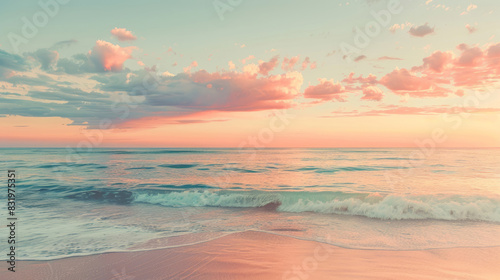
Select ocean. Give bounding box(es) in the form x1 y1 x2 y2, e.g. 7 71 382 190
1 148 499 260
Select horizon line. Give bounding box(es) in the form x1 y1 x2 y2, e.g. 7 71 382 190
1 147 500 149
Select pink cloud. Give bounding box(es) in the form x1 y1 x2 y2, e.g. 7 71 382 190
467 4 477 11
110 28 137 41
145 69 303 112
89 40 135 72
300 57 317 70
342 72 378 90
378 56 403 60
241 55 255 64
379 68 448 97
389 22 412 33
465 24 477 33
454 44 484 67
461 4 477 15
487 43 500 72
304 79 346 101
421 43 500 87
354 55 367 62
336 43 500 100
422 51 453 72
361 86 384 101
301 57 310 70
282 56 300 71
259 56 279 75
329 106 500 117
451 67 490 87
377 42 500 94
183 61 198 73
87 66 304 129
379 69 425 91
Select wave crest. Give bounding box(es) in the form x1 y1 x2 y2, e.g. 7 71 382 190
133 191 500 222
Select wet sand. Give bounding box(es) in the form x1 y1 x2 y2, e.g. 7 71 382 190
3 230 500 280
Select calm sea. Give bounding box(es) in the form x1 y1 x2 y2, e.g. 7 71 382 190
1 148 499 260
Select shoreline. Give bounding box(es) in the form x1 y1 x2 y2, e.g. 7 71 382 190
14 228 500 262
3 230 500 280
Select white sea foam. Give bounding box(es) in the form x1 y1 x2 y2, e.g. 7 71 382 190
134 191 500 222
134 191 282 208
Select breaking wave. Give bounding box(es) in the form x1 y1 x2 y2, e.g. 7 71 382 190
133 190 500 222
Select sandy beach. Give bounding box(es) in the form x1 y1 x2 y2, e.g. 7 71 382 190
4 230 499 280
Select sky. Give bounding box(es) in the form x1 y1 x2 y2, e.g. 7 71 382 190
1 0 500 147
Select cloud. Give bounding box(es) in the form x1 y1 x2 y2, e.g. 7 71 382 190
467 4 478 11
408 23 434 37
487 42 500 62
389 22 412 33
379 68 448 97
361 86 384 101
378 56 403 60
0 49 29 77
465 24 477 33
24 40 76 72
282 56 299 71
338 73 382 100
138 70 303 111
0 63 305 128
240 55 255 64
449 43 500 87
243 63 259 75
27 86 108 103
0 84 119 127
421 51 453 72
354 55 367 62
84 40 135 72
259 55 279 75
163 119 229 125
301 57 311 70
94 67 303 121
7 35 500 132
0 45 304 127
379 69 428 91
51 39 78 49
304 79 346 101
454 44 483 67
31 49 59 70
183 61 198 73
378 42 500 94
54 40 136 73
111 28 137 41
328 105 500 117
341 72 378 90
461 4 477 15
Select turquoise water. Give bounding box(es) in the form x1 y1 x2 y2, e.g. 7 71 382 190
1 148 499 260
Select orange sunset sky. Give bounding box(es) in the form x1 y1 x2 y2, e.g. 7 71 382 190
1 0 500 147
